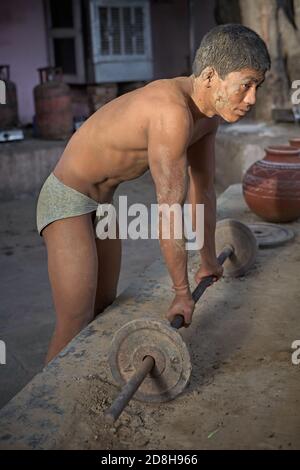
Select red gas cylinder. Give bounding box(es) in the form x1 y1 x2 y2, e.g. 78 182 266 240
0 65 19 129
242 145 300 222
34 67 73 139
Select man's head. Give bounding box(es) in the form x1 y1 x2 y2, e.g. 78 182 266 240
192 24 271 122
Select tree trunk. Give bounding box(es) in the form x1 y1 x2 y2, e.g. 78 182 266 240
239 0 290 121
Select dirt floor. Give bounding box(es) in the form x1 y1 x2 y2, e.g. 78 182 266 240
0 171 161 408
52 235 300 451
0 184 299 450
0 166 222 410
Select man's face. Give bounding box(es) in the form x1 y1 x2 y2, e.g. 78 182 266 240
211 68 265 123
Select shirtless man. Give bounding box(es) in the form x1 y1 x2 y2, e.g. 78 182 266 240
36 24 270 363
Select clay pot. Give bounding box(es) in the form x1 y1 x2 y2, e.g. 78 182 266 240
289 138 300 149
242 145 300 222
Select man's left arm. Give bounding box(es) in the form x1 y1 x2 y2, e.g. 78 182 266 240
187 118 223 282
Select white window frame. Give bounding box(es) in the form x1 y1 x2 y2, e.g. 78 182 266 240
45 0 85 83
89 0 153 82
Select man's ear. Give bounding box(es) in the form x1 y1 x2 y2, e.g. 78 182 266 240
201 67 216 87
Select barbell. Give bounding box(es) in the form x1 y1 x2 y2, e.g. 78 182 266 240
104 219 258 423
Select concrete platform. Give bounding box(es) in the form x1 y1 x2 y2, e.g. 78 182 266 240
0 184 299 450
0 137 66 200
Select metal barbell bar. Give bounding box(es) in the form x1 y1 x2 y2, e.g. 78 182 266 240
104 219 258 423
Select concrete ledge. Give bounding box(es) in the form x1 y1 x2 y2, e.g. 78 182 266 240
0 138 66 200
1 122 299 201
0 185 300 449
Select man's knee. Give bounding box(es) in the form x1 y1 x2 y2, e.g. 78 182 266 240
58 306 95 328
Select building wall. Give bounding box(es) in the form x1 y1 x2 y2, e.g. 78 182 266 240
150 0 216 80
189 0 217 63
0 0 217 124
0 0 48 125
150 0 190 79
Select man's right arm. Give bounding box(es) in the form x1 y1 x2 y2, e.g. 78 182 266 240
147 105 195 325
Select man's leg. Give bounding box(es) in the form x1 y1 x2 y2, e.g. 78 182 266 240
43 213 98 364
93 222 122 317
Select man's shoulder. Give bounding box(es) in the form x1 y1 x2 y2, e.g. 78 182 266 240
143 80 192 129
143 78 190 110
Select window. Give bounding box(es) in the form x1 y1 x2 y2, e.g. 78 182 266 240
96 5 145 56
90 0 153 82
45 0 85 83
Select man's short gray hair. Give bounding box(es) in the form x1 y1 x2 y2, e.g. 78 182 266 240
193 24 271 78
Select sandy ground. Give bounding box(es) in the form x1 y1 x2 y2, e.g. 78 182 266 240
54 227 300 451
0 167 223 408
0 171 161 408
0 184 299 450
0 169 223 409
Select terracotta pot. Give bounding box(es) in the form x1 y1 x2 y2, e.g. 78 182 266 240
289 138 300 149
242 145 300 222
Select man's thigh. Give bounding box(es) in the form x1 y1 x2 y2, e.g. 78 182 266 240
94 221 122 315
43 213 98 321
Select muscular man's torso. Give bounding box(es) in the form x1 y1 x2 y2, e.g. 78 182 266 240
53 76 217 203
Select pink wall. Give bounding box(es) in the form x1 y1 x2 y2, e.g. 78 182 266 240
0 0 48 124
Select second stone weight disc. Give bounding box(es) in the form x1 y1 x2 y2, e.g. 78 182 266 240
247 222 295 248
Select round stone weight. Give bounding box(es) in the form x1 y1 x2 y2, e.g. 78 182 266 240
109 318 192 403
215 219 258 277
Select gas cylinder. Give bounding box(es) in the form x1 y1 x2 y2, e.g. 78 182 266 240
0 65 19 129
34 67 73 139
